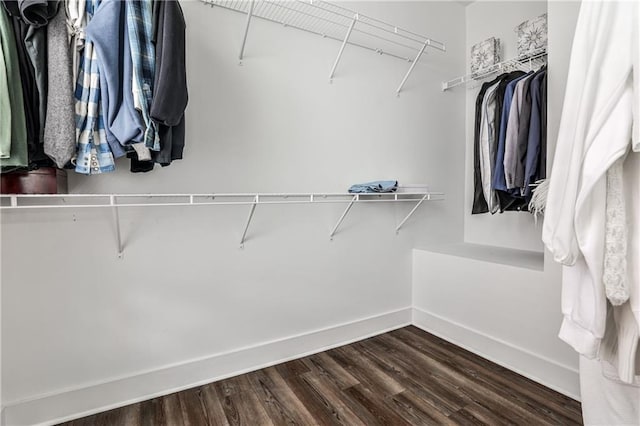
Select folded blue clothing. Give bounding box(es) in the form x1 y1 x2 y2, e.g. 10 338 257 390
348 180 398 193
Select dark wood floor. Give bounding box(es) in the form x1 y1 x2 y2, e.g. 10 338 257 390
59 326 582 425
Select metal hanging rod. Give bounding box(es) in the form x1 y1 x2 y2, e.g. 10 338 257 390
1 192 444 254
442 48 547 91
202 0 446 93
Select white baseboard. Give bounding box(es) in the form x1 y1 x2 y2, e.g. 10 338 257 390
3 308 412 426
412 307 581 401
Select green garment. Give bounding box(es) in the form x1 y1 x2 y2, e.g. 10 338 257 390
0 39 10 158
0 6 28 167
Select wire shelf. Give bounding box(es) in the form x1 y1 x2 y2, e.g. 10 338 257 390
0 192 445 253
0 192 444 209
442 48 547 91
203 0 445 62
202 0 446 94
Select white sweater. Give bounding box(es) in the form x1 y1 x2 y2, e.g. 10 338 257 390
542 0 638 359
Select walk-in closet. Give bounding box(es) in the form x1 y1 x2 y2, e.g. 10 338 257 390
1 0 638 424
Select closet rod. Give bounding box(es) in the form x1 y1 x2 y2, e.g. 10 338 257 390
442 48 547 91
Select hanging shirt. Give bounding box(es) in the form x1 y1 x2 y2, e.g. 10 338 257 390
514 67 546 189
150 0 187 167
86 0 143 158
0 4 27 167
478 80 501 213
74 0 115 174
44 4 76 168
523 70 546 198
471 74 506 214
2 1 40 163
0 34 10 158
126 0 158 151
65 0 86 86
491 73 530 193
503 72 534 190
24 25 46 152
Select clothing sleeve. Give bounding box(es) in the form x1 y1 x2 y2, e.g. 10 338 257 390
0 40 11 158
542 2 594 265
543 1 634 266
503 81 523 189
514 77 534 188
150 0 188 127
633 1 639 152
479 89 493 207
472 84 489 214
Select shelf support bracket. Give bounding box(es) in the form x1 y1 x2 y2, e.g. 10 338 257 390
328 14 357 83
329 195 357 240
396 40 428 96
110 195 124 259
238 0 255 65
395 194 429 234
240 195 259 248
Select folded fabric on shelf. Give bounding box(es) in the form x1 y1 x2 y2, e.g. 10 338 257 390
348 180 398 193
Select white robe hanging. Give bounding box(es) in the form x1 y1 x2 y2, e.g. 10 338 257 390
542 0 637 359
543 0 640 423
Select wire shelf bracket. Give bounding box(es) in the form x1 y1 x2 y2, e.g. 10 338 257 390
110 195 124 259
329 194 357 240
442 48 547 91
1 192 444 254
328 13 357 83
239 195 259 248
238 0 256 64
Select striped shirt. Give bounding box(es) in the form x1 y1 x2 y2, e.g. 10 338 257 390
74 0 115 174
126 0 159 151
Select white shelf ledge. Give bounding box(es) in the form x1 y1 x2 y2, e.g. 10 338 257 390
442 48 547 91
203 0 446 95
0 192 444 254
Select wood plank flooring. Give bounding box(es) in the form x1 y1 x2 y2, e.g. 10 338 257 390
58 326 582 425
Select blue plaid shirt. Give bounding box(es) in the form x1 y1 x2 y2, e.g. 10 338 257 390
126 0 159 151
74 0 115 174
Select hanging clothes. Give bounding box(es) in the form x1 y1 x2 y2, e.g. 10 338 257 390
542 0 638 422
472 74 506 214
43 4 75 168
1 0 186 175
149 0 187 167
478 80 501 213
0 31 11 158
514 67 545 189
65 0 85 87
86 0 144 158
73 0 115 174
0 3 27 167
24 24 47 152
522 70 546 197
18 0 58 27
471 60 549 215
125 0 156 171
492 71 531 195
127 0 158 151
2 1 41 164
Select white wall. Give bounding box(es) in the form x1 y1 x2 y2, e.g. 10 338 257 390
413 0 584 400
1 1 466 424
463 1 547 251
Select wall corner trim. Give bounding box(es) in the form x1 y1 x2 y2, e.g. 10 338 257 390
3 307 412 426
411 306 580 401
